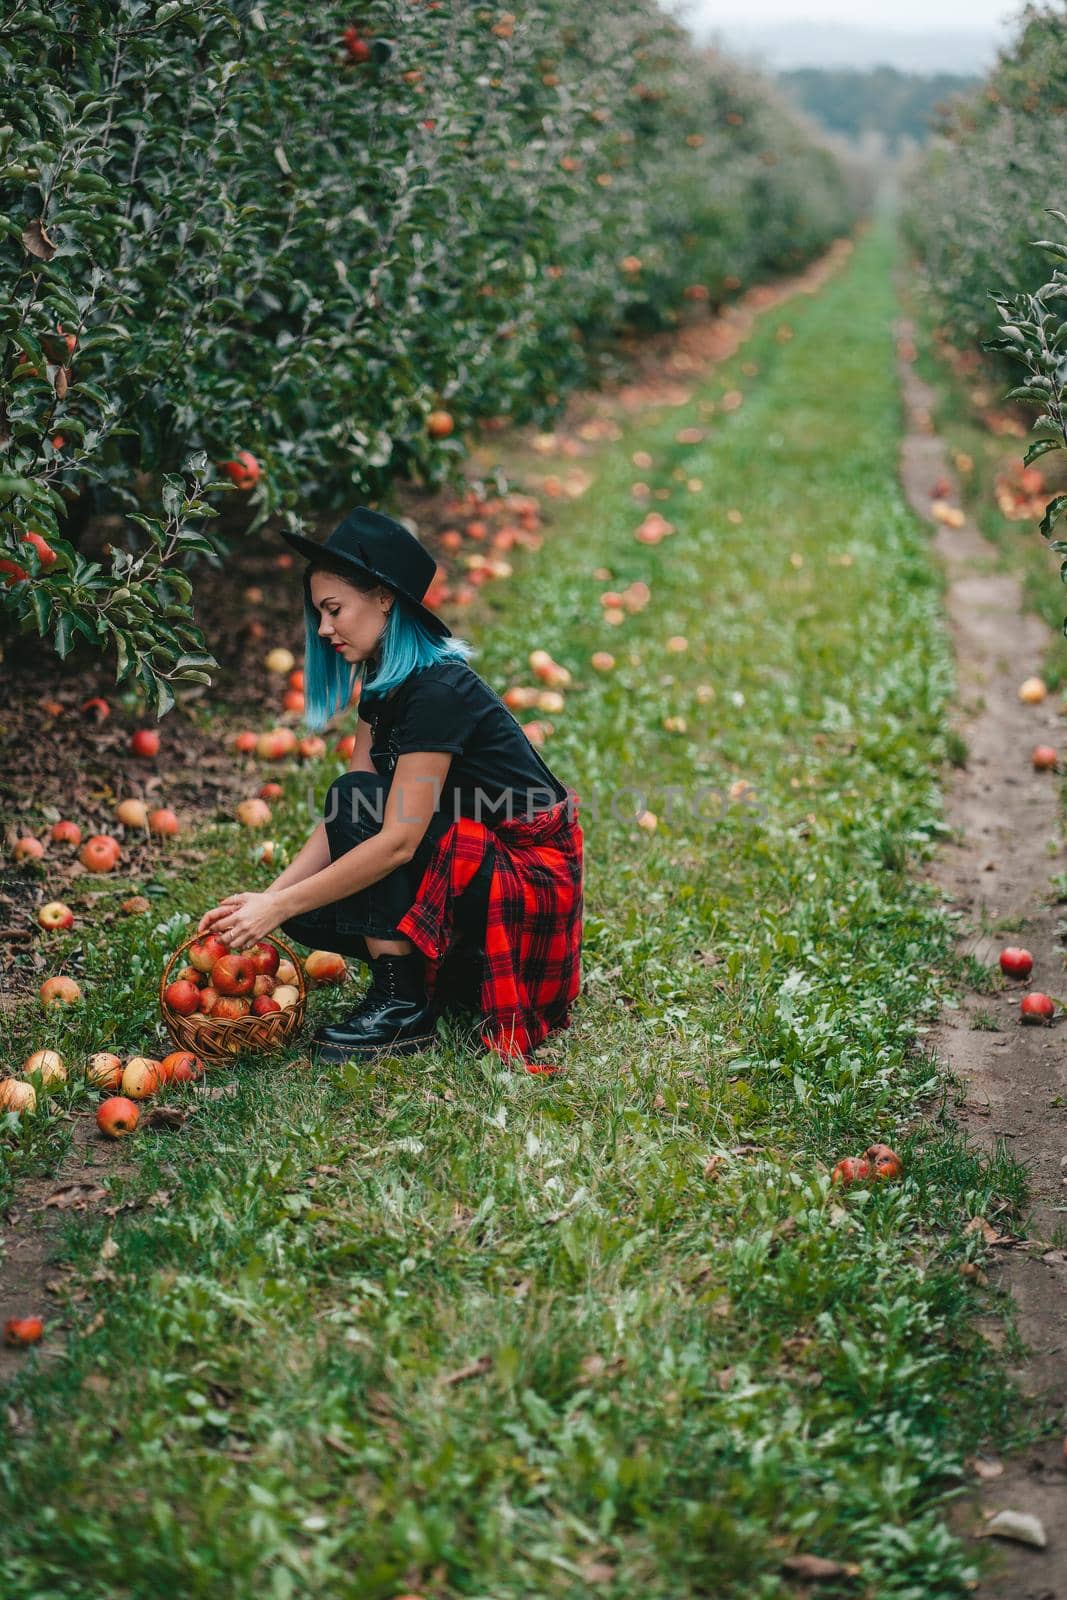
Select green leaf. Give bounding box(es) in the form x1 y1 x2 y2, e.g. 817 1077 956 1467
1042 495 1067 538
1024 437 1063 467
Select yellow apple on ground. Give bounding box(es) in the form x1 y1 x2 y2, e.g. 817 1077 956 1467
23 1049 66 1087
590 652 615 672
116 798 149 827
636 809 658 832
121 1059 161 1099
1018 676 1047 704
13 836 45 862
39 976 82 1007
0 1078 36 1113
86 1052 123 1090
236 798 272 828
265 647 296 675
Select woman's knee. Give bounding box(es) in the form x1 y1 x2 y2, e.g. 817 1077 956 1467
324 769 389 832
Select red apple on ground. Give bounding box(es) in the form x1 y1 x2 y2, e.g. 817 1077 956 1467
234 730 258 754
288 669 304 691
97 1096 139 1137
80 834 120 872
121 1059 161 1098
999 947 1033 980
190 935 228 973
1021 991 1055 1024
4 1317 44 1347
130 729 159 758
81 696 110 720
50 820 82 846
23 1049 66 1087
865 1143 903 1180
39 976 82 1008
161 1051 204 1083
148 808 180 836
122 895 151 914
831 1156 870 1186
211 954 256 996
334 734 357 759
1032 745 1058 771
298 735 326 759
37 901 74 931
304 950 347 985
283 689 305 714
164 979 201 1016
0 1079 36 1113
13 836 45 862
259 782 283 801
86 1052 123 1090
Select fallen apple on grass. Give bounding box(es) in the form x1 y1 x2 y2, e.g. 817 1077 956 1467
96 1096 139 1137
999 947 1033 980
39 975 82 1008
149 808 180 837
304 950 346 984
0 1078 36 1113
116 798 149 827
1032 745 1058 771
236 798 272 828
50 820 82 846
37 899 73 931
3 1317 44 1347
22 1050 66 1091
13 836 45 862
80 834 121 872
1018 676 1047 704
86 1052 123 1090
257 727 298 761
121 1058 162 1098
265 646 296 675
161 1051 204 1083
259 782 283 801
122 895 151 915
234 731 258 754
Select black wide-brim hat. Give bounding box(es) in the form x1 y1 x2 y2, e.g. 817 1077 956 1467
279 506 452 639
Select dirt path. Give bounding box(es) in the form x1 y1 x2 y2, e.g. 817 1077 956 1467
898 320 1067 1596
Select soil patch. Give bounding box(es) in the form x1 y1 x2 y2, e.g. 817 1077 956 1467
898 320 1067 1596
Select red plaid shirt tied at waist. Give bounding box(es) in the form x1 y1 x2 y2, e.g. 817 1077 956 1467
396 790 584 1068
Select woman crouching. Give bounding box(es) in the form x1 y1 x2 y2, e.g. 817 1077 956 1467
197 506 584 1069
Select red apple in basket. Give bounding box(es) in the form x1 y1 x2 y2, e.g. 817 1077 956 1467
190 935 228 973
213 995 251 1020
248 941 280 977
211 954 256 996
199 986 220 1015
165 979 201 1016
252 995 282 1016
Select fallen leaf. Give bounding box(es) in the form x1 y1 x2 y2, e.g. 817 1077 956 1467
99 1233 119 1261
196 1082 238 1101
440 1354 492 1387
964 1216 1018 1247
579 1561 616 1583
1041 1248 1067 1266
43 1182 108 1210
717 1366 734 1391
982 1509 1047 1548
145 1190 172 1209
22 219 56 260
144 1105 192 1131
781 1553 861 1580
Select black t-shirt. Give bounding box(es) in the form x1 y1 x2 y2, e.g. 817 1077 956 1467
357 659 569 867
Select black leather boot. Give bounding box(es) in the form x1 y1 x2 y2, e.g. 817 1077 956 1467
311 950 439 1063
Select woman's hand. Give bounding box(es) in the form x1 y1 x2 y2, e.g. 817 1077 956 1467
197 891 285 950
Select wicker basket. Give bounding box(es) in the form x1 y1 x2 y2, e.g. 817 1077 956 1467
159 933 308 1067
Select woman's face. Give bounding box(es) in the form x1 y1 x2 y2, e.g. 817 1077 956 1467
310 571 392 663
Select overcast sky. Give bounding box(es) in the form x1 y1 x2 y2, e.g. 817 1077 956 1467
678 0 1016 25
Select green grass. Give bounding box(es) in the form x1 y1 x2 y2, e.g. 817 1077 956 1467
0 221 1032 1598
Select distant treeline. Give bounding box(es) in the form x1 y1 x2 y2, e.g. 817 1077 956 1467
778 65 977 149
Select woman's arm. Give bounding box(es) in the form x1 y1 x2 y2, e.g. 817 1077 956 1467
275 750 454 921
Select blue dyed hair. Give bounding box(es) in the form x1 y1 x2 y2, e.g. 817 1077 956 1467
301 555 476 732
